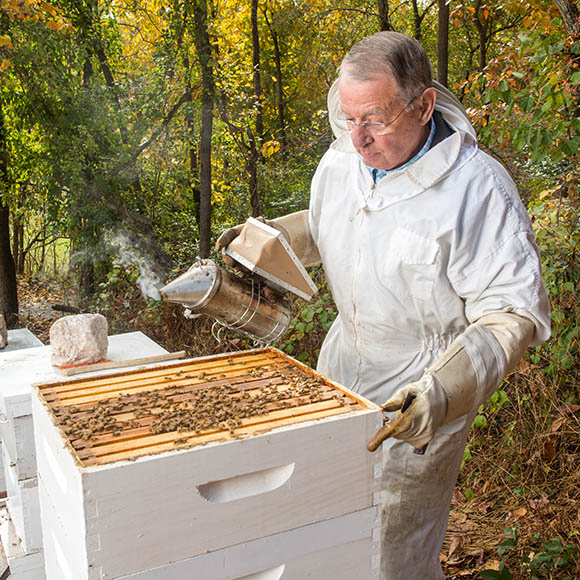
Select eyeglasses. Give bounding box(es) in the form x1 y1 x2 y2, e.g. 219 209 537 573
341 94 421 136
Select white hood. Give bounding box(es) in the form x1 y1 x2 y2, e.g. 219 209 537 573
327 78 477 151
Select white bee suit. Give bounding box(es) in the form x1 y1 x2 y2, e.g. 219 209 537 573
309 81 550 579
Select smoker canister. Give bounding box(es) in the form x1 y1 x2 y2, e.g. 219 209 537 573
159 259 292 343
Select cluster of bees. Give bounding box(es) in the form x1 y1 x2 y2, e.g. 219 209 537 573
54 364 350 445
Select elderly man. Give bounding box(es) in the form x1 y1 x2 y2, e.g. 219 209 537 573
218 32 550 580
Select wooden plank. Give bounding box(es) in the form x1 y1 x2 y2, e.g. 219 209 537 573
78 400 351 465
39 350 279 393
43 372 283 407
59 351 188 376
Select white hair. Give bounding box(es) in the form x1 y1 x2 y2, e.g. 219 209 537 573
339 32 433 102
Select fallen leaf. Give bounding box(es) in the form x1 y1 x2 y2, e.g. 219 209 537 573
552 416 566 432
514 507 527 518
448 536 463 560
556 403 580 416
542 438 557 462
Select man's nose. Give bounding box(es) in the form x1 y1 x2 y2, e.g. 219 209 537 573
350 126 374 148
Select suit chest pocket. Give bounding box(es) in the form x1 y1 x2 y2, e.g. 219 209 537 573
380 228 440 301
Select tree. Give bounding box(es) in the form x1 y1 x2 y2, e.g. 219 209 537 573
377 0 391 31
437 0 450 86
191 0 215 258
0 12 18 326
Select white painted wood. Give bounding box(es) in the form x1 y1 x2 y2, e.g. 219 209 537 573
37 475 87 580
3 446 42 553
0 411 36 481
0 507 45 579
3 329 43 353
63 508 379 580
33 380 382 580
0 441 5 495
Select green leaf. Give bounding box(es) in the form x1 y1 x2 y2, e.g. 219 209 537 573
560 137 580 156
543 538 564 553
473 415 488 428
498 538 517 555
519 94 535 112
479 572 502 580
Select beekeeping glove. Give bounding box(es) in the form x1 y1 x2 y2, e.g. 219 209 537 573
215 210 320 267
368 312 535 451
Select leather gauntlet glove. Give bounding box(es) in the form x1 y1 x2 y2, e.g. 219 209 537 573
214 210 320 267
368 312 535 451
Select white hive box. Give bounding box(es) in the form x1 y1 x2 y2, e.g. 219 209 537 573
0 328 43 498
32 348 382 580
0 331 171 577
3 445 42 553
0 506 45 580
113 509 379 580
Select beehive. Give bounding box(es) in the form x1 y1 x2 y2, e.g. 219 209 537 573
33 348 382 580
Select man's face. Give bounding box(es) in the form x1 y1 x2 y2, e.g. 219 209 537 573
338 74 434 171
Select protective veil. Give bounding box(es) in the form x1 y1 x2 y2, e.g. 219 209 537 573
309 80 550 579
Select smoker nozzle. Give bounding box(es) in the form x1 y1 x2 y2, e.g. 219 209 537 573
159 261 220 309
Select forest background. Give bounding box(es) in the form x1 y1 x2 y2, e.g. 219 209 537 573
0 0 579 578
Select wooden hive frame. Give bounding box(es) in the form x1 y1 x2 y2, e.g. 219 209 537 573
35 348 373 468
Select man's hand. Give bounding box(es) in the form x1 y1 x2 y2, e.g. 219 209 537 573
214 226 242 253
367 374 447 451
215 218 270 267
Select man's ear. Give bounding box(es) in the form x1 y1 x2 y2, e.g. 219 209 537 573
418 87 437 125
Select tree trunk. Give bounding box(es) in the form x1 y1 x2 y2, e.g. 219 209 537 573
16 221 25 274
251 0 263 139
183 55 201 227
555 0 580 36
0 97 19 328
192 0 215 258
411 0 422 40
437 0 450 87
248 130 261 217
472 0 488 71
377 0 391 31
265 14 287 155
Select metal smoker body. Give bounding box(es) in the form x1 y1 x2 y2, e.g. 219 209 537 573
160 259 293 344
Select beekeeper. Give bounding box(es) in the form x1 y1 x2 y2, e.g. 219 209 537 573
217 31 550 580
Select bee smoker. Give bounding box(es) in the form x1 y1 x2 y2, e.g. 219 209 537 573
159 258 292 344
